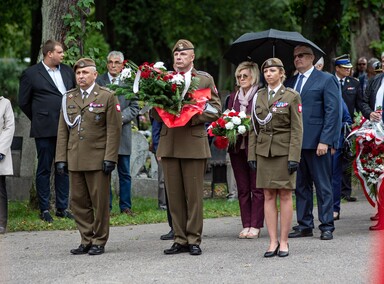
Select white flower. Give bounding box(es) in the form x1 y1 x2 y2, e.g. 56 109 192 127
154 61 167 70
225 122 234 130
238 111 247 119
171 73 185 85
120 67 132 80
231 116 241 125
238 125 246 134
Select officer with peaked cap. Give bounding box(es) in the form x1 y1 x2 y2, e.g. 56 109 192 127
333 54 362 205
153 39 222 256
55 57 122 255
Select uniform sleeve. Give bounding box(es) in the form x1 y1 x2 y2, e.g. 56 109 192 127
248 123 257 161
288 93 303 162
104 94 122 162
190 76 222 126
55 108 69 163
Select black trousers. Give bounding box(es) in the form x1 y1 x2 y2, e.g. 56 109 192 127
0 176 7 228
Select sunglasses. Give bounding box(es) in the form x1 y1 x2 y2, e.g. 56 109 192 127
294 53 313 59
236 74 249 80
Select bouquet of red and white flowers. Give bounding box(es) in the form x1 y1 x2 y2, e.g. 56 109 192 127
348 112 384 207
207 110 251 149
109 61 211 127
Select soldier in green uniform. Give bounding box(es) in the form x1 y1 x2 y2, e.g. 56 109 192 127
248 58 303 258
55 58 122 255
153 39 222 256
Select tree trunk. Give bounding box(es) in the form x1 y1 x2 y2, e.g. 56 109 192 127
350 5 380 62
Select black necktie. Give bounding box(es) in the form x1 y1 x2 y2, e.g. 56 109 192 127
340 79 343 87
268 90 275 103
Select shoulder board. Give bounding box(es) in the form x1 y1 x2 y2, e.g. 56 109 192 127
65 88 77 94
286 87 299 94
99 86 114 93
196 70 212 78
257 87 266 92
350 76 359 82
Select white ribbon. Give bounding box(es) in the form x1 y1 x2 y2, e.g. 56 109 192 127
133 69 141 94
181 71 191 99
62 94 82 131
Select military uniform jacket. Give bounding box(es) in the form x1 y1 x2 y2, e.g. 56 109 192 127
153 68 222 159
248 86 303 163
340 76 362 120
55 84 122 171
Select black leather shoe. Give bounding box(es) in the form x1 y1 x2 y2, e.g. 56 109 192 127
88 245 105 255
341 195 357 202
56 210 74 219
320 230 333 240
292 224 299 231
70 244 92 255
189 244 202 255
288 229 313 238
370 213 379 221
164 243 189 255
278 244 289 257
160 230 174 240
40 211 53 223
264 243 280 258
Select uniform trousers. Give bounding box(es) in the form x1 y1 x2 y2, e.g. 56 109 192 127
229 150 264 228
296 149 334 232
162 157 206 246
70 170 110 246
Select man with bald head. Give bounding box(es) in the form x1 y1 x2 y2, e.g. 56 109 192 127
56 58 122 255
152 39 222 255
285 45 341 241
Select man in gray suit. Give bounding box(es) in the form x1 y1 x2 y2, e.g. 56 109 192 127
96 51 139 215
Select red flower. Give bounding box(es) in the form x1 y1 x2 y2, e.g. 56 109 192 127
171 84 177 92
214 136 229 149
217 117 226 128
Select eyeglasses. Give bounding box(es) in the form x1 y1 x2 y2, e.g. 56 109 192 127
236 74 249 80
293 53 313 59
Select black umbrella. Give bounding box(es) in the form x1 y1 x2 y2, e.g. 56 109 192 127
223 29 325 74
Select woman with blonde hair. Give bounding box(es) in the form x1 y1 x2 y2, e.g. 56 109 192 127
227 61 264 239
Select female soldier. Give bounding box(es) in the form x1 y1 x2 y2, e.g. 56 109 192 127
248 58 303 257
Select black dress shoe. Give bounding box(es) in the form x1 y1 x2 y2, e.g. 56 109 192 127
164 243 189 255
160 230 174 240
264 243 280 258
40 211 53 223
288 229 313 238
70 244 92 255
341 195 357 202
320 230 333 240
56 209 74 219
292 224 299 231
88 245 105 255
370 213 379 221
189 244 202 255
278 244 289 257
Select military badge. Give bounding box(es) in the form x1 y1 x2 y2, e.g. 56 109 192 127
116 104 121 112
298 104 302 113
272 107 277 112
68 94 73 99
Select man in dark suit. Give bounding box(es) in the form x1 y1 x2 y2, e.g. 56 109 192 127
56 58 122 255
96 51 139 216
285 45 341 240
334 54 362 202
18 39 76 222
153 39 222 255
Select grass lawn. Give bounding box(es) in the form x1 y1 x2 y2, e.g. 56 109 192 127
7 196 240 232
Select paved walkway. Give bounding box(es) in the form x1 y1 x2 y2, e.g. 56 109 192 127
0 197 382 284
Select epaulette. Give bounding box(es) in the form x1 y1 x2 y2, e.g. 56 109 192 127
257 87 266 92
351 76 359 82
99 86 114 93
286 87 299 94
196 70 212 78
65 88 77 94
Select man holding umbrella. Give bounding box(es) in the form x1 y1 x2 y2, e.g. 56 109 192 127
285 45 341 241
